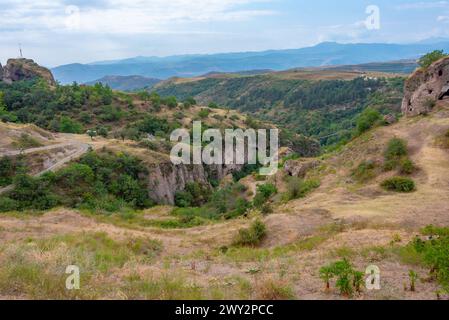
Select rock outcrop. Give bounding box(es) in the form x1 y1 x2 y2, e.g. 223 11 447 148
402 56 449 116
0 58 55 85
147 162 243 205
284 159 320 178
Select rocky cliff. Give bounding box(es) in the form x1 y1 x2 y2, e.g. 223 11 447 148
0 58 55 85
402 56 449 116
147 162 242 205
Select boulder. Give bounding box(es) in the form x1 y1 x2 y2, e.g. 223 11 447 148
1 58 55 85
284 159 320 178
402 56 449 116
383 114 397 125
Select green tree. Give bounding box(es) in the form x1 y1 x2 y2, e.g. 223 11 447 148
59 116 84 134
87 129 97 140
418 50 448 69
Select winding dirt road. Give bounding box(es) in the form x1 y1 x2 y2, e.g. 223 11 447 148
0 142 90 195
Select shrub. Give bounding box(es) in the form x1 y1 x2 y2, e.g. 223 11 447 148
356 107 382 135
384 138 408 161
0 197 19 212
253 183 277 208
401 226 449 293
400 158 416 175
255 278 295 300
183 97 196 106
174 191 194 208
284 177 320 200
163 96 178 109
12 133 42 149
381 177 415 192
319 259 362 296
59 116 84 134
418 50 448 69
198 108 210 119
233 219 267 247
352 160 377 183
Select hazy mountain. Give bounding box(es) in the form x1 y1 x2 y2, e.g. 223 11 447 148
85 75 161 92
52 41 449 84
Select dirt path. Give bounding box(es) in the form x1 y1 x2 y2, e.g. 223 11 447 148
0 142 90 195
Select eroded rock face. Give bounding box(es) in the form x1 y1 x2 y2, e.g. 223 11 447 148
1 58 55 85
147 162 243 205
0 63 3 81
402 57 449 116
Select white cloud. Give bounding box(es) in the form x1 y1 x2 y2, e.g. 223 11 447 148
0 0 276 35
396 1 449 10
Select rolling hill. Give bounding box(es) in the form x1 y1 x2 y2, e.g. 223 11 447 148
51 41 443 84
85 75 161 92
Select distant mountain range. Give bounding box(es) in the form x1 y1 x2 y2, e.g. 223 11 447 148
52 41 449 84
85 75 161 91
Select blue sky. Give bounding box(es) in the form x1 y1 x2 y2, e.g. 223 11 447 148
1 0 449 67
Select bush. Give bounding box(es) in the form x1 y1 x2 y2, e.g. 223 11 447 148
174 182 210 208
253 183 277 208
418 50 448 69
0 197 19 212
284 177 320 200
400 158 416 175
319 259 363 296
233 219 267 247
59 116 84 134
401 226 449 293
381 177 416 192
12 133 42 149
385 138 408 160
352 161 377 183
163 96 178 109
198 108 210 119
356 107 382 135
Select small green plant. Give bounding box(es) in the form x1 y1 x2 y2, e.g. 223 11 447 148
409 270 418 292
385 138 408 161
381 177 416 193
319 259 363 297
400 158 416 175
319 266 333 290
233 219 267 247
198 108 210 119
253 183 277 208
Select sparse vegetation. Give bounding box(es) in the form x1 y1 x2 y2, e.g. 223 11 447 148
418 50 448 69
356 107 382 135
381 177 416 192
0 150 153 213
399 226 449 293
253 183 277 208
319 259 363 297
233 219 267 247
283 177 320 201
352 160 377 183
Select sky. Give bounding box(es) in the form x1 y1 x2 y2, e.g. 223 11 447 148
1 0 449 67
